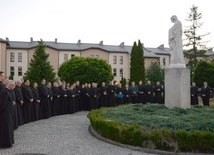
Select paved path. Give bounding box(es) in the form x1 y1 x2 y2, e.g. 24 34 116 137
0 111 153 155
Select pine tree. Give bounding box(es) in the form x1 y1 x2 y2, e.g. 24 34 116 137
184 5 209 77
146 62 164 85
130 40 146 84
24 39 56 85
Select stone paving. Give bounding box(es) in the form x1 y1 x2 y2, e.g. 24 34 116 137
0 111 154 155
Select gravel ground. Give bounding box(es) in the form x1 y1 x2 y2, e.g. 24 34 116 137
0 111 154 155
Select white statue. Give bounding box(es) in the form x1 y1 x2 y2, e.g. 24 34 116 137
168 15 186 68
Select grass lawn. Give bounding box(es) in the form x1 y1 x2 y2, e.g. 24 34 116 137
101 103 214 132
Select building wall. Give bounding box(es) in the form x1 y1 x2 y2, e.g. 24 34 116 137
144 58 159 68
158 54 170 68
6 49 28 80
109 52 130 83
80 49 109 62
0 43 7 72
59 51 80 66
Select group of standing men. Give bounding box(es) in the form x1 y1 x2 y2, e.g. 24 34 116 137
1 69 211 148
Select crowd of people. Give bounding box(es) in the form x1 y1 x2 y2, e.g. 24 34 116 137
0 70 212 148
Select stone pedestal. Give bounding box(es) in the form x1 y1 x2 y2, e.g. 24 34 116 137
165 68 190 109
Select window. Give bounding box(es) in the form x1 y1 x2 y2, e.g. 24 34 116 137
113 68 117 76
119 56 123 64
91 54 94 58
71 54 75 58
96 55 99 58
113 55 117 64
163 58 166 66
10 52 14 62
64 54 68 61
18 53 22 62
119 68 123 77
10 66 14 76
18 66 22 76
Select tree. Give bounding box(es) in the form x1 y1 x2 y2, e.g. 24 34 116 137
130 40 146 84
193 61 214 87
23 39 56 85
146 62 164 85
58 56 113 85
120 77 127 87
184 5 209 77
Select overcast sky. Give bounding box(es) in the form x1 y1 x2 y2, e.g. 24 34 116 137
0 0 213 49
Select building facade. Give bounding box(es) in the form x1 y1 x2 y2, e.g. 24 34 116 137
0 38 172 82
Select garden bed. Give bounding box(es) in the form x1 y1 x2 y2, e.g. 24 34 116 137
88 104 214 153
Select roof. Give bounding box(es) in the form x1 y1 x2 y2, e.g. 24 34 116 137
146 47 170 55
0 38 9 45
5 39 165 58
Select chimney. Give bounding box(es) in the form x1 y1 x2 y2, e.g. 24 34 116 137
77 39 81 45
6 37 9 42
99 41 103 45
158 44 164 50
119 42 124 47
55 38 57 43
30 37 33 42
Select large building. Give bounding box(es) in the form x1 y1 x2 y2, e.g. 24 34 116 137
0 37 172 82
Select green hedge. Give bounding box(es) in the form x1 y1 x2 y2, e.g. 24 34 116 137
88 106 214 153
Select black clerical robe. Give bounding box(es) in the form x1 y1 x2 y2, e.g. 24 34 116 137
0 81 4 94
107 85 116 107
154 85 163 104
59 88 68 114
123 88 130 104
0 88 14 147
38 85 51 119
90 87 99 110
201 86 210 106
99 86 108 107
145 85 154 103
67 89 76 114
22 85 34 123
11 90 18 130
138 85 145 104
75 85 82 111
52 86 60 116
32 88 40 121
14 86 24 126
191 86 199 105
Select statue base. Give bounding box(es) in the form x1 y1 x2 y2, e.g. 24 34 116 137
169 63 186 68
164 68 190 109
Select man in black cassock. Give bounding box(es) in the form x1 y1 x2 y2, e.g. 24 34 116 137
129 81 138 103
153 81 163 104
90 83 99 110
0 71 5 93
14 80 24 126
138 81 145 104
200 81 210 106
75 81 82 111
38 79 51 119
123 84 130 104
47 82 53 116
85 83 91 110
190 82 199 105
99 82 108 107
11 88 19 130
0 80 15 148
32 82 40 121
59 84 68 114
52 82 60 116
22 80 34 123
145 81 153 103
107 81 116 107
